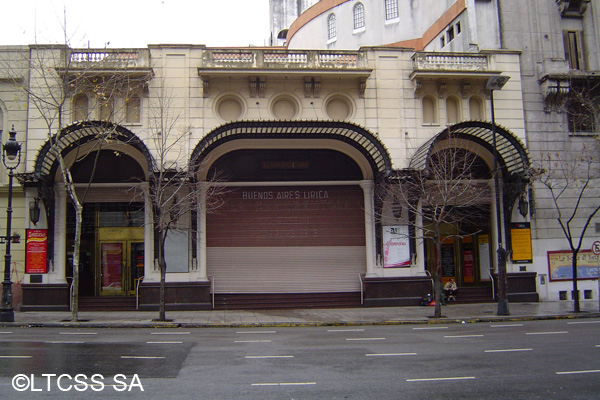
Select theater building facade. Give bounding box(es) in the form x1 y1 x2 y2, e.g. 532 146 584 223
0 41 540 312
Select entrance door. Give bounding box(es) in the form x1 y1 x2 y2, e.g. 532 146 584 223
98 228 144 296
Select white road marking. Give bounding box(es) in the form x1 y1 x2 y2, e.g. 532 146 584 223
146 341 183 344
235 340 272 343
444 334 484 338
346 338 385 341
150 332 190 335
327 329 365 332
0 332 12 334
252 382 316 386
556 369 600 375
407 376 475 382
525 331 568 335
484 348 533 353
366 353 417 357
0 355 32 359
45 341 85 344
59 332 97 335
490 324 523 328
237 331 276 334
245 355 294 359
567 320 600 324
121 356 166 359
413 327 448 330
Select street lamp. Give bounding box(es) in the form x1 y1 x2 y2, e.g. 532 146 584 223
486 75 510 316
1 126 22 322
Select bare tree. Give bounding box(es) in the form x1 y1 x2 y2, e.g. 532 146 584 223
532 141 600 313
380 136 492 318
2 21 145 320
145 79 225 321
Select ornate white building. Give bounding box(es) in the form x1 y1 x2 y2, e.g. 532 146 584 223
1 0 597 311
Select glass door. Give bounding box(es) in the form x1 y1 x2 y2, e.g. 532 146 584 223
97 227 144 296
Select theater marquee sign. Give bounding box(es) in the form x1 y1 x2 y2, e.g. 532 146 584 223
242 189 330 201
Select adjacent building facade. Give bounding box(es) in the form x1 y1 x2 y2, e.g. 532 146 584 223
0 0 597 311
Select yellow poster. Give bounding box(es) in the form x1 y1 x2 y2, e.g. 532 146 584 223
511 222 532 263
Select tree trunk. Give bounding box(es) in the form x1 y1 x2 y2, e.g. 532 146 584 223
572 250 580 313
71 203 82 321
158 231 167 321
433 229 443 318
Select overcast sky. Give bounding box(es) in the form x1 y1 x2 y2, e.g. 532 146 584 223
2 0 271 48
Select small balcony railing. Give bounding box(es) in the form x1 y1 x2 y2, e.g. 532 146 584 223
68 49 151 69
412 52 490 73
203 49 366 70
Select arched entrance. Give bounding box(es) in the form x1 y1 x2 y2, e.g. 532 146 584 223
29 121 154 304
409 121 531 298
192 120 392 307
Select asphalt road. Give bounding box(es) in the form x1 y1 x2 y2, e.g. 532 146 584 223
0 319 598 399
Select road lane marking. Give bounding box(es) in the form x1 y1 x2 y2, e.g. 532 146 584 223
0 332 12 334
327 329 365 332
0 355 32 359
235 340 272 343
245 355 294 359
407 376 475 382
490 324 523 328
252 382 316 386
484 348 533 353
567 321 600 325
525 331 568 335
346 338 385 341
413 327 448 330
150 332 190 335
45 341 85 344
237 331 276 334
121 356 166 359
59 332 97 335
444 335 484 338
556 369 600 375
366 353 417 357
146 341 183 344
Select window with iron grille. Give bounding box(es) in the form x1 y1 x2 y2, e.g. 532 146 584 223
385 0 398 20
327 13 337 40
353 3 365 30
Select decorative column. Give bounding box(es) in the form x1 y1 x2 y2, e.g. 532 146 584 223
196 182 208 281
49 184 67 284
360 180 377 277
143 185 156 282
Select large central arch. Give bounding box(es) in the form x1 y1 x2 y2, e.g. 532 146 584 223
192 120 392 305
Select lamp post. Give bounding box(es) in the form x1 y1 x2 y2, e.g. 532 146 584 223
1 126 22 322
486 75 510 316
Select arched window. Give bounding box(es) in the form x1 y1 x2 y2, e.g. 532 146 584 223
125 95 141 123
353 3 365 30
72 93 89 122
385 0 399 21
469 96 484 120
327 14 337 41
422 95 438 124
446 97 460 124
98 98 114 121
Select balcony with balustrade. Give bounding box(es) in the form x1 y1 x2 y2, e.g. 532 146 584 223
410 52 499 81
198 48 371 78
57 48 153 80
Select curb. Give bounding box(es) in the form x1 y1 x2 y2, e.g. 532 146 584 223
2 312 599 329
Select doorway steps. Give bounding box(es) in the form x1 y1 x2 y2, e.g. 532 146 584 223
78 296 137 311
454 286 494 303
214 292 362 310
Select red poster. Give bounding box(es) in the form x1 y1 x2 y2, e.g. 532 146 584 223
463 241 474 283
26 229 47 274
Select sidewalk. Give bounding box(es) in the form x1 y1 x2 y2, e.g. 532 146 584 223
3 301 600 328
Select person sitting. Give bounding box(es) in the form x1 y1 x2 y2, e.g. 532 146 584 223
443 278 457 302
